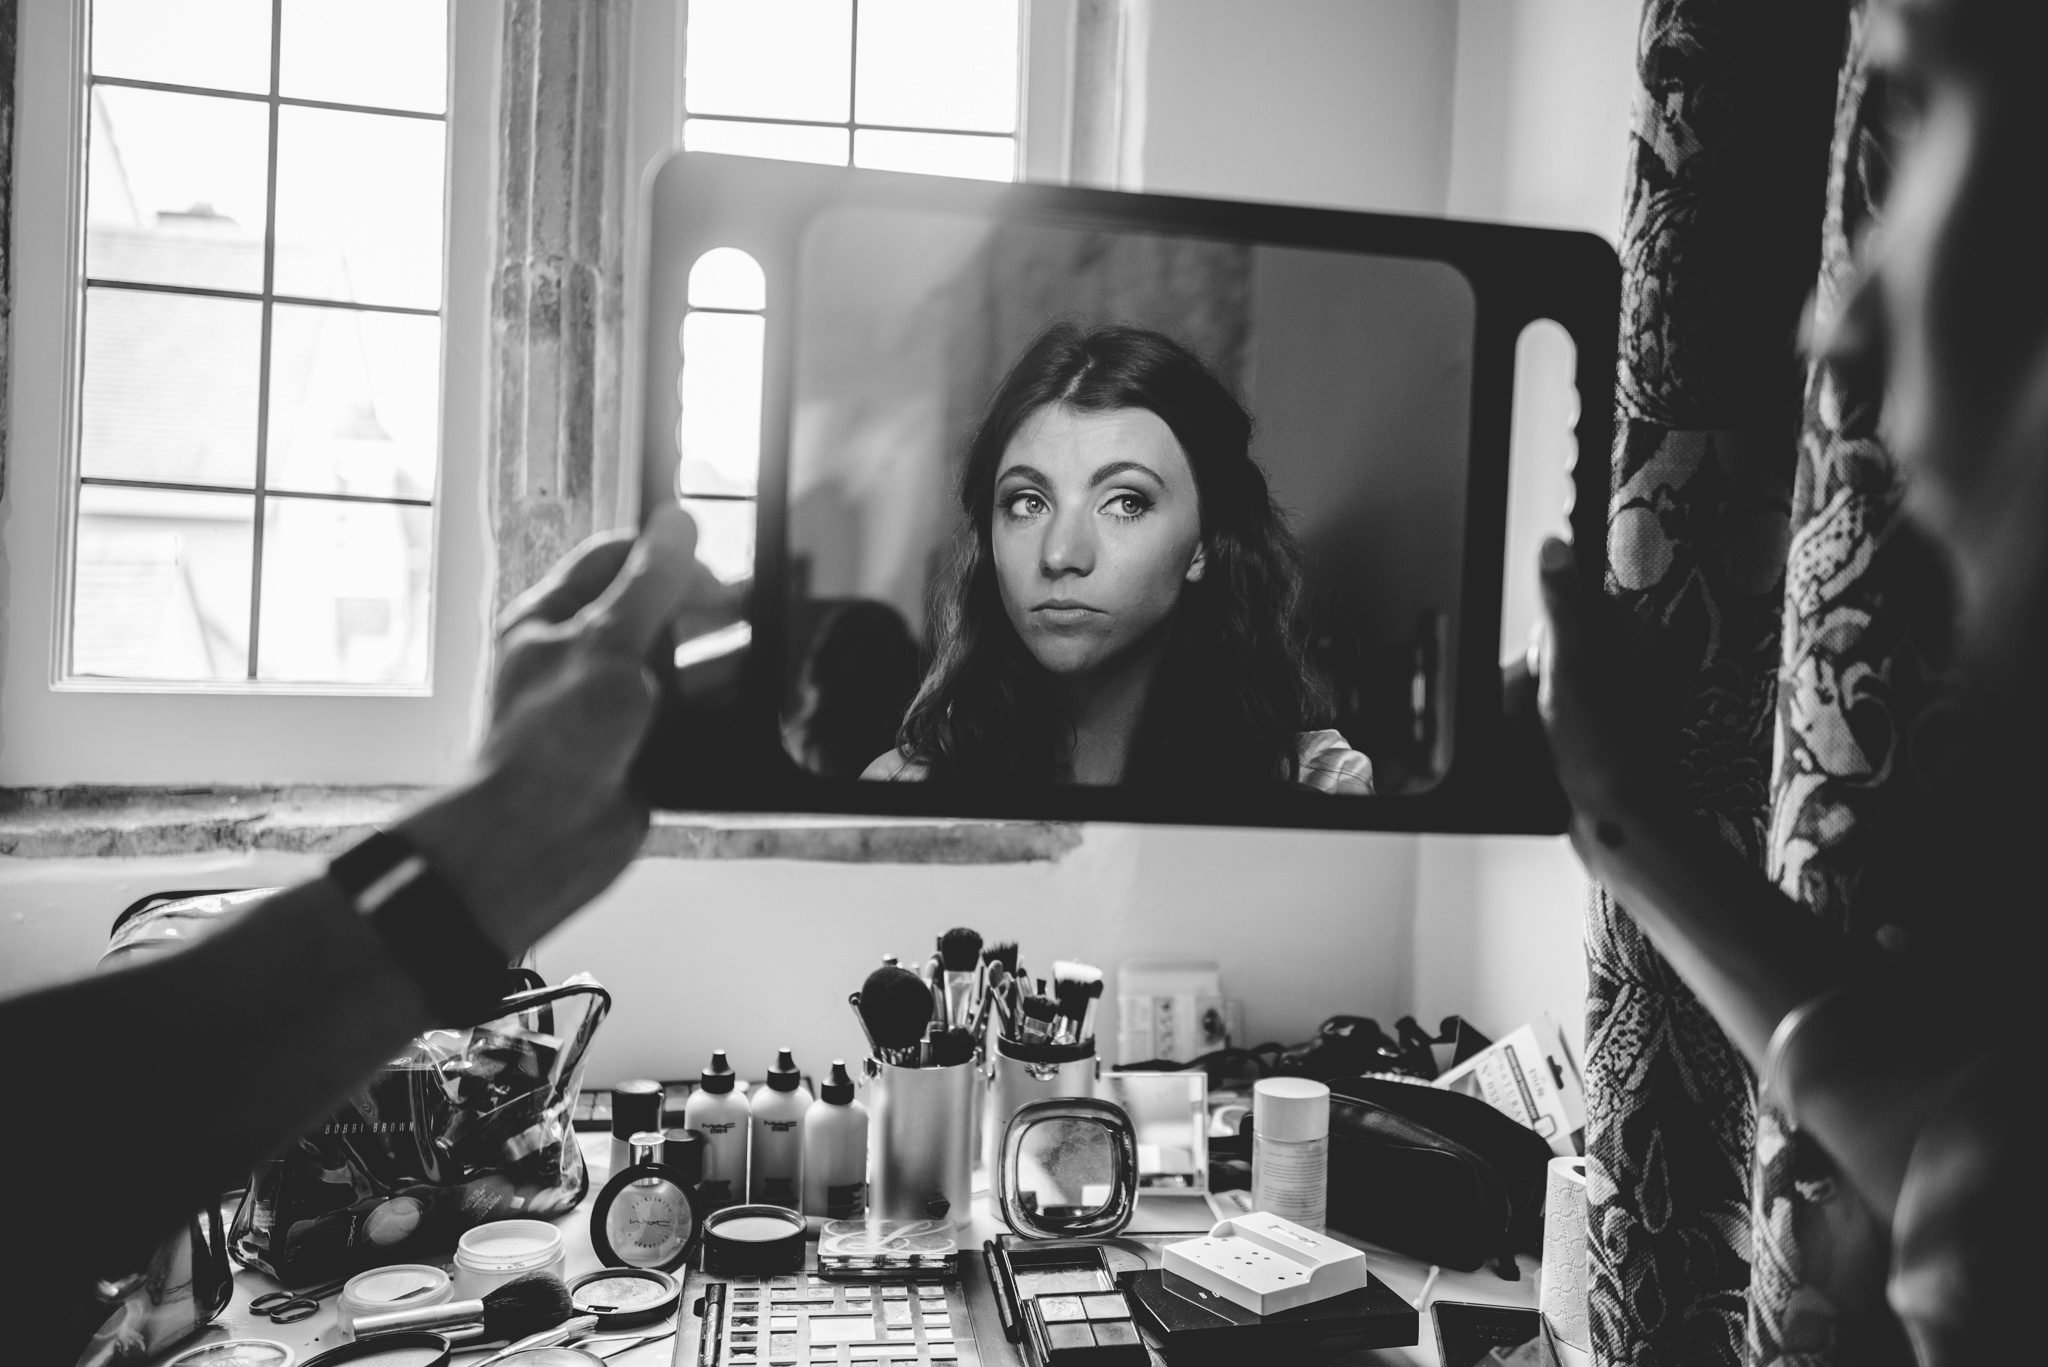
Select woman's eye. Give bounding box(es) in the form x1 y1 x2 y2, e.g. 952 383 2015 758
1104 493 1149 520
1002 491 1046 519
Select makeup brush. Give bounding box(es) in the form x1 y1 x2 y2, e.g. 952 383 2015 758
354 1273 573 1342
1051 961 1103 1047
1019 993 1058 1045
848 991 882 1056
968 961 1008 1043
923 951 949 1027
860 964 936 1066
474 1314 601 1366
982 940 1019 974
937 927 983 1032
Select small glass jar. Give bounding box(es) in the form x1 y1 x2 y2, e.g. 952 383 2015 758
1251 1077 1330 1233
337 1263 452 1338
451 1218 566 1300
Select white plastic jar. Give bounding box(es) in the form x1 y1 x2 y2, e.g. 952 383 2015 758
1251 1077 1330 1233
451 1219 567 1300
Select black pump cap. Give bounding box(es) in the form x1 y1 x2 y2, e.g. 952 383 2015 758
767 1047 801 1092
820 1060 855 1105
612 1079 664 1138
699 1050 737 1094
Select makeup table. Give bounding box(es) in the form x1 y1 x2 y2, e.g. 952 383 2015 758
190 1134 1552 1367
668 1196 1546 1367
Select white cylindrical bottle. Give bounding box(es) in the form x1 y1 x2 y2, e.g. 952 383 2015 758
1251 1077 1330 1233
682 1050 749 1212
748 1047 811 1209
801 1060 870 1220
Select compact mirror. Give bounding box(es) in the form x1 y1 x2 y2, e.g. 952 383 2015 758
997 1097 1138 1240
634 152 1616 832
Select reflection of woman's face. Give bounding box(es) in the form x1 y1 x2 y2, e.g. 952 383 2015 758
991 405 1207 680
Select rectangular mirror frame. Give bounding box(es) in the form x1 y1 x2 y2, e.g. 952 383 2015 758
632 151 1618 835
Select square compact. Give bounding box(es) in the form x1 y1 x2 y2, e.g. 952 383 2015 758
989 1245 1147 1367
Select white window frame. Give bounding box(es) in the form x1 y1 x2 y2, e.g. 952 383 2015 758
1 0 499 786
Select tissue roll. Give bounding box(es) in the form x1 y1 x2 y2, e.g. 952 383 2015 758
1540 1155 1590 1349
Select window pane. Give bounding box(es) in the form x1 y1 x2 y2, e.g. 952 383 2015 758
90 0 273 94
280 0 448 113
268 306 440 499
72 485 254 681
853 129 1015 181
688 248 767 311
88 87 270 291
678 497 756 586
855 0 1019 133
258 497 431 684
274 106 445 308
683 117 850 167
678 311 763 497
82 287 261 487
685 0 851 123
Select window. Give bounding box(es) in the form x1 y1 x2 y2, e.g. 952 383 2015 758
68 0 450 687
681 0 1024 181
671 1 1025 600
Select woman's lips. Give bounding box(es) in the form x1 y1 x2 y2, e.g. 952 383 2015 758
1032 603 1104 627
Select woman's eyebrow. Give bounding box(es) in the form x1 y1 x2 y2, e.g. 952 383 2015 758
1088 460 1164 487
995 464 1049 486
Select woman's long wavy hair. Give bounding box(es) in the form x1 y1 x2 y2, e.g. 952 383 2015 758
896 322 1328 790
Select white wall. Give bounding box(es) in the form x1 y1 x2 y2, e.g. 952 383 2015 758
1130 0 1461 215
0 824 1417 1089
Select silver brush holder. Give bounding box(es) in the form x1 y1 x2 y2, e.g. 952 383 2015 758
869 1058 977 1228
983 1035 1098 1183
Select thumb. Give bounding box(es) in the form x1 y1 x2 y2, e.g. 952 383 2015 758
583 504 701 654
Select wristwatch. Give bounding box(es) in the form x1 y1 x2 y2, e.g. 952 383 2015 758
328 830 508 1026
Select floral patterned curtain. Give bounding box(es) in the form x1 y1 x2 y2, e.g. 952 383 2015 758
1586 2 1842 1363
1753 3 1946 1363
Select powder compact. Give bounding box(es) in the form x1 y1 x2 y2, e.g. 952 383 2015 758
567 1266 682 1330
701 1204 808 1278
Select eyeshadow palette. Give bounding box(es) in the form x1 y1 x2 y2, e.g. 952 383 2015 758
988 1244 1148 1367
694 1272 981 1367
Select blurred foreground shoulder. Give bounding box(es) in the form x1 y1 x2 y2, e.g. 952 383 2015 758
1296 729 1374 795
862 749 930 781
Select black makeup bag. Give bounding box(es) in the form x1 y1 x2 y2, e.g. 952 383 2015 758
1320 1075 1558 1276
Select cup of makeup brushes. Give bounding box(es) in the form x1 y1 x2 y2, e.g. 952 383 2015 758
983 1035 1098 1184
869 1057 977 1227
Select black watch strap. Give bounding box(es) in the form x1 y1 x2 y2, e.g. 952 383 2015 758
329 830 508 1026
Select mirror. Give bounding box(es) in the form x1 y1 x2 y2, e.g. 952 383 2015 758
786 208 1474 798
1095 1071 1207 1191
635 152 1617 832
997 1098 1138 1240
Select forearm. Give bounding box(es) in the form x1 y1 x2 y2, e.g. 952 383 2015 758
11 875 435 1280
1568 798 1944 1217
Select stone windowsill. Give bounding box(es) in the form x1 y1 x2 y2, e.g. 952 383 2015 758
0 787 1080 864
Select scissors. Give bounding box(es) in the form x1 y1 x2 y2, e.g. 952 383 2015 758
247 1275 348 1324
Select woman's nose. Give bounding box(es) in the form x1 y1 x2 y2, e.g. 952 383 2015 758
1040 508 1095 577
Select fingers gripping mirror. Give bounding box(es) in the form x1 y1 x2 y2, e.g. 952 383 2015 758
997 1098 1139 1241
633 152 1617 833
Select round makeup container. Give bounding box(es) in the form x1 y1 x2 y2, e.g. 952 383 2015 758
567 1267 682 1330
336 1264 453 1337
451 1219 567 1300
300 1333 451 1367
700 1204 807 1277
163 1341 296 1367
